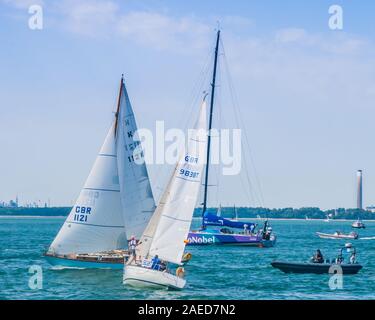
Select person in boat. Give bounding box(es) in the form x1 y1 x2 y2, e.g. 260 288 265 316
350 251 356 264
336 249 344 264
250 224 256 235
159 260 167 272
243 224 248 235
151 255 161 270
263 227 272 240
313 249 324 263
128 235 137 262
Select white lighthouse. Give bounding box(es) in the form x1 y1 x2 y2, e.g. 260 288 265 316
357 170 363 210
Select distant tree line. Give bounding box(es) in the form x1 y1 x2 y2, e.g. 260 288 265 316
193 207 374 220
0 207 71 216
1 206 374 220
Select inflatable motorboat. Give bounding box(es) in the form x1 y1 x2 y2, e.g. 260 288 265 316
271 261 362 274
352 219 365 229
271 244 362 274
316 231 358 240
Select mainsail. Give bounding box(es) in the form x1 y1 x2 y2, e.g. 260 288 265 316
49 122 126 255
136 100 208 265
203 212 256 230
115 78 156 240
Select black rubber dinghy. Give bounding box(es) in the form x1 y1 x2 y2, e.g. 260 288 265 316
271 261 362 274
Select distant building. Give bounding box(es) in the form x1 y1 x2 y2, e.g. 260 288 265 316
9 200 17 208
366 206 375 213
357 170 363 210
0 197 19 208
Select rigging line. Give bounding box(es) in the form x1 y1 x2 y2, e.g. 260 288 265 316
217 69 256 208
224 77 260 205
152 49 214 204
220 38 265 207
177 51 213 133
176 35 217 134
215 54 256 207
215 62 222 209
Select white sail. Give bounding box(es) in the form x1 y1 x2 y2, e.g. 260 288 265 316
49 123 126 255
116 79 156 240
135 169 175 261
141 100 207 265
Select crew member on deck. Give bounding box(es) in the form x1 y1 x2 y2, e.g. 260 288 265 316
151 255 161 270
129 235 137 262
250 224 256 234
244 224 248 235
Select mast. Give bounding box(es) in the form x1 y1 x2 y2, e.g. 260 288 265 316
114 74 124 136
202 29 220 217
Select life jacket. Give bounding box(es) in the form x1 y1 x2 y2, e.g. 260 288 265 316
129 239 137 249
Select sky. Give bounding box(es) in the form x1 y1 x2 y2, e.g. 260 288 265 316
0 0 374 209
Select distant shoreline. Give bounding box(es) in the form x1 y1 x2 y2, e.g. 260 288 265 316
1 215 375 222
0 215 67 219
0 206 373 220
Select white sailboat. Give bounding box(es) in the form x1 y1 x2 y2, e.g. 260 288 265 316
45 76 155 268
123 97 208 289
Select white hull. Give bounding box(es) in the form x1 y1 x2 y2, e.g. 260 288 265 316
352 221 365 229
352 224 365 229
316 232 358 240
123 265 186 290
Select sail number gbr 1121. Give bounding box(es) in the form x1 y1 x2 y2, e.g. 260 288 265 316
73 206 92 222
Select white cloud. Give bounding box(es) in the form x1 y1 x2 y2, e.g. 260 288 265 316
117 12 210 52
17 0 212 51
274 27 366 55
2 0 43 9
320 34 367 55
221 15 255 29
275 28 307 43
56 0 118 37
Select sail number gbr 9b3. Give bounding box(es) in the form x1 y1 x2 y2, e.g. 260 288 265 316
73 206 92 222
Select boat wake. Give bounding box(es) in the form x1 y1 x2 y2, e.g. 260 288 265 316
50 266 86 270
359 236 375 240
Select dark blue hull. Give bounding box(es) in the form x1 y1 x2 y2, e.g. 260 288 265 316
187 231 276 247
271 261 362 274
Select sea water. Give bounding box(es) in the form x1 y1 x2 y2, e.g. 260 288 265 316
1 217 374 300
